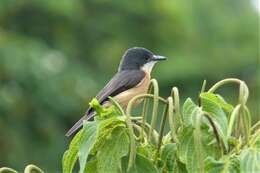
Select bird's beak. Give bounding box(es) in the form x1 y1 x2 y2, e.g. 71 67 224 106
151 55 167 61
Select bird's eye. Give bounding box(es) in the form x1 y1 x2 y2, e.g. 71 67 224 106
145 57 149 61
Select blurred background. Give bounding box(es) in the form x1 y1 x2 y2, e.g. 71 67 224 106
0 0 259 171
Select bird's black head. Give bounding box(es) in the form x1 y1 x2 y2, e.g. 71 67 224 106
118 47 166 72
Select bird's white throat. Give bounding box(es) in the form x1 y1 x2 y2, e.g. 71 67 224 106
141 61 157 73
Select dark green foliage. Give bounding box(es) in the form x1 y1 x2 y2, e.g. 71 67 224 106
127 154 158 173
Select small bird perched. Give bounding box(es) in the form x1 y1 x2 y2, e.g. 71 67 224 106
66 47 166 137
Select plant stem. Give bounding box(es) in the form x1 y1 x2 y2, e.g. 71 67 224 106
133 124 148 142
0 167 18 173
251 120 260 133
194 108 204 173
133 120 159 144
208 78 251 146
126 93 166 170
200 80 207 93
126 99 137 170
24 165 44 173
171 87 183 130
243 106 251 143
148 79 160 142
249 129 260 147
227 105 241 138
141 91 149 142
208 78 241 93
155 103 169 162
167 97 179 143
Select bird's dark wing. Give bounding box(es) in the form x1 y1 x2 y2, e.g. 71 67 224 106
95 70 145 104
65 70 145 136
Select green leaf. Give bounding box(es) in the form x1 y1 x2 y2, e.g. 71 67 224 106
161 143 177 161
182 98 199 126
136 144 156 159
205 156 240 173
240 148 260 173
92 116 126 153
128 154 159 173
177 126 220 173
97 127 129 173
200 92 229 150
98 116 126 132
84 159 98 173
62 130 82 173
178 127 193 164
161 143 177 172
78 121 99 173
200 93 233 113
160 143 187 173
173 160 188 173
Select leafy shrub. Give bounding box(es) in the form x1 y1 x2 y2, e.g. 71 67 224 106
62 78 260 173
1 78 259 173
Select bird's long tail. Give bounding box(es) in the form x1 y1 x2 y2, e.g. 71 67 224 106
65 112 95 137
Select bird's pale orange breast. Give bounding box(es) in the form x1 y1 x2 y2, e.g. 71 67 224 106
113 71 151 109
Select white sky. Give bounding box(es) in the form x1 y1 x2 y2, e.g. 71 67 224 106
251 0 260 13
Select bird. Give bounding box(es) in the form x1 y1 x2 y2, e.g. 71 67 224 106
66 47 166 137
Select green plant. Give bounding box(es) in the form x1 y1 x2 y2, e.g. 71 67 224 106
1 78 259 173
62 78 260 173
